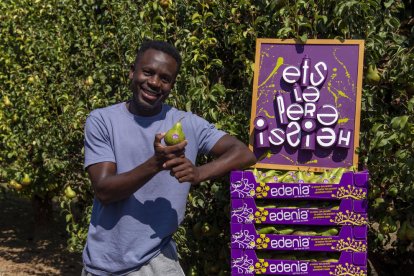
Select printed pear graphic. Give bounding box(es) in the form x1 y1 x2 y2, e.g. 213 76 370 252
164 118 185 146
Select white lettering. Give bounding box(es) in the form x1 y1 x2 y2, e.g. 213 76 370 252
317 104 339 126
304 103 316 118
269 209 309 221
303 132 312 148
269 128 285 146
286 103 304 121
269 262 308 273
302 86 320 102
270 236 310 249
301 58 310 86
282 66 301 83
286 122 301 147
276 93 287 125
337 129 352 148
270 184 310 197
259 132 264 145
310 61 328 87
316 128 337 148
293 83 303 102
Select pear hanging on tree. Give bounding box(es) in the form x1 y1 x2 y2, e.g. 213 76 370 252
366 64 381 83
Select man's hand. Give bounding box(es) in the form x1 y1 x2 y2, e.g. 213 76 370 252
163 156 201 185
153 133 187 169
154 133 200 184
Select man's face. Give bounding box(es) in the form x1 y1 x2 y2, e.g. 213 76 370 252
129 49 178 116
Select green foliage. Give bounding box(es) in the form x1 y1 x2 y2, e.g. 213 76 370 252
0 0 413 274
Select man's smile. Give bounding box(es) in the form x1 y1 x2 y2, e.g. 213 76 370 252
141 86 161 102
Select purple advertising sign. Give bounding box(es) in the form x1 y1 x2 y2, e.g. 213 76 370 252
249 39 365 171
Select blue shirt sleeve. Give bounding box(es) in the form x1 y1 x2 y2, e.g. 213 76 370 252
84 112 116 169
189 113 227 155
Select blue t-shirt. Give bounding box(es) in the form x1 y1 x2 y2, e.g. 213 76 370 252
82 102 226 275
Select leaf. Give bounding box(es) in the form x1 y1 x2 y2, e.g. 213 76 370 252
66 214 72 222
371 123 385 133
191 12 201 21
299 34 308 43
391 116 409 130
197 198 204 208
391 117 401 130
383 0 394 8
185 101 192 112
399 115 409 129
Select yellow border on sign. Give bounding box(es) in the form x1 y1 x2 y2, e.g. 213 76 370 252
248 39 365 172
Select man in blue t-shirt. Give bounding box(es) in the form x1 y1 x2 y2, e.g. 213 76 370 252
82 40 256 276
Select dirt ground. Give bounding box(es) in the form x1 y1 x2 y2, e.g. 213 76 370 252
0 194 83 276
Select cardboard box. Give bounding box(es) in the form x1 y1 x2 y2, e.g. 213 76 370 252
231 198 367 226
231 224 367 252
230 170 369 200
231 249 367 275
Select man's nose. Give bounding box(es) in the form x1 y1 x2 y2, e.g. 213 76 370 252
148 75 161 89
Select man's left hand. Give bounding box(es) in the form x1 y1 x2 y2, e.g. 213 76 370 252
163 157 201 184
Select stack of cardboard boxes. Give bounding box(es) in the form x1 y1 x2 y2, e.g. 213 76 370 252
230 170 369 275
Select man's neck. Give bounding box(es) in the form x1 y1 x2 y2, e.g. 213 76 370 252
126 100 162 117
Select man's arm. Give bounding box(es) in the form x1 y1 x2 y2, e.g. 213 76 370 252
87 133 186 205
164 134 256 184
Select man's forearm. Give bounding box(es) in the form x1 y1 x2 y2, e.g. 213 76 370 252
90 157 161 205
196 142 256 183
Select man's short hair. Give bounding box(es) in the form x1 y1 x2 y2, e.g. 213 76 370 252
134 40 182 74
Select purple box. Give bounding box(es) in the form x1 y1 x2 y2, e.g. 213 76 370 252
230 171 368 200
231 198 368 226
231 249 367 275
231 224 367 252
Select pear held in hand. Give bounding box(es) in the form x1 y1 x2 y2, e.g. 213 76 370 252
164 118 186 146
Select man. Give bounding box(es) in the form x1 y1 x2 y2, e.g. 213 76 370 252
82 40 256 275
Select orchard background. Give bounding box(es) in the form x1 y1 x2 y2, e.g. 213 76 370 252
0 0 413 275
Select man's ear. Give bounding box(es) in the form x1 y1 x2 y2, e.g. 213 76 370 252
129 64 135 80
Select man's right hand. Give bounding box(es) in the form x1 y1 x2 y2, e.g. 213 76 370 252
153 133 187 169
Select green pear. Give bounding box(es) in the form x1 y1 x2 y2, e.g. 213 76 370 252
21 173 32 186
366 65 381 83
3 95 12 107
276 228 295 235
397 220 408 241
406 218 414 241
164 118 185 146
9 180 23 190
65 186 76 199
258 226 276 234
318 227 339 236
292 230 317 236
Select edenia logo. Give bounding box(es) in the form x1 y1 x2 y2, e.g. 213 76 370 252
270 184 310 197
269 261 308 273
271 236 310 249
269 209 309 221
